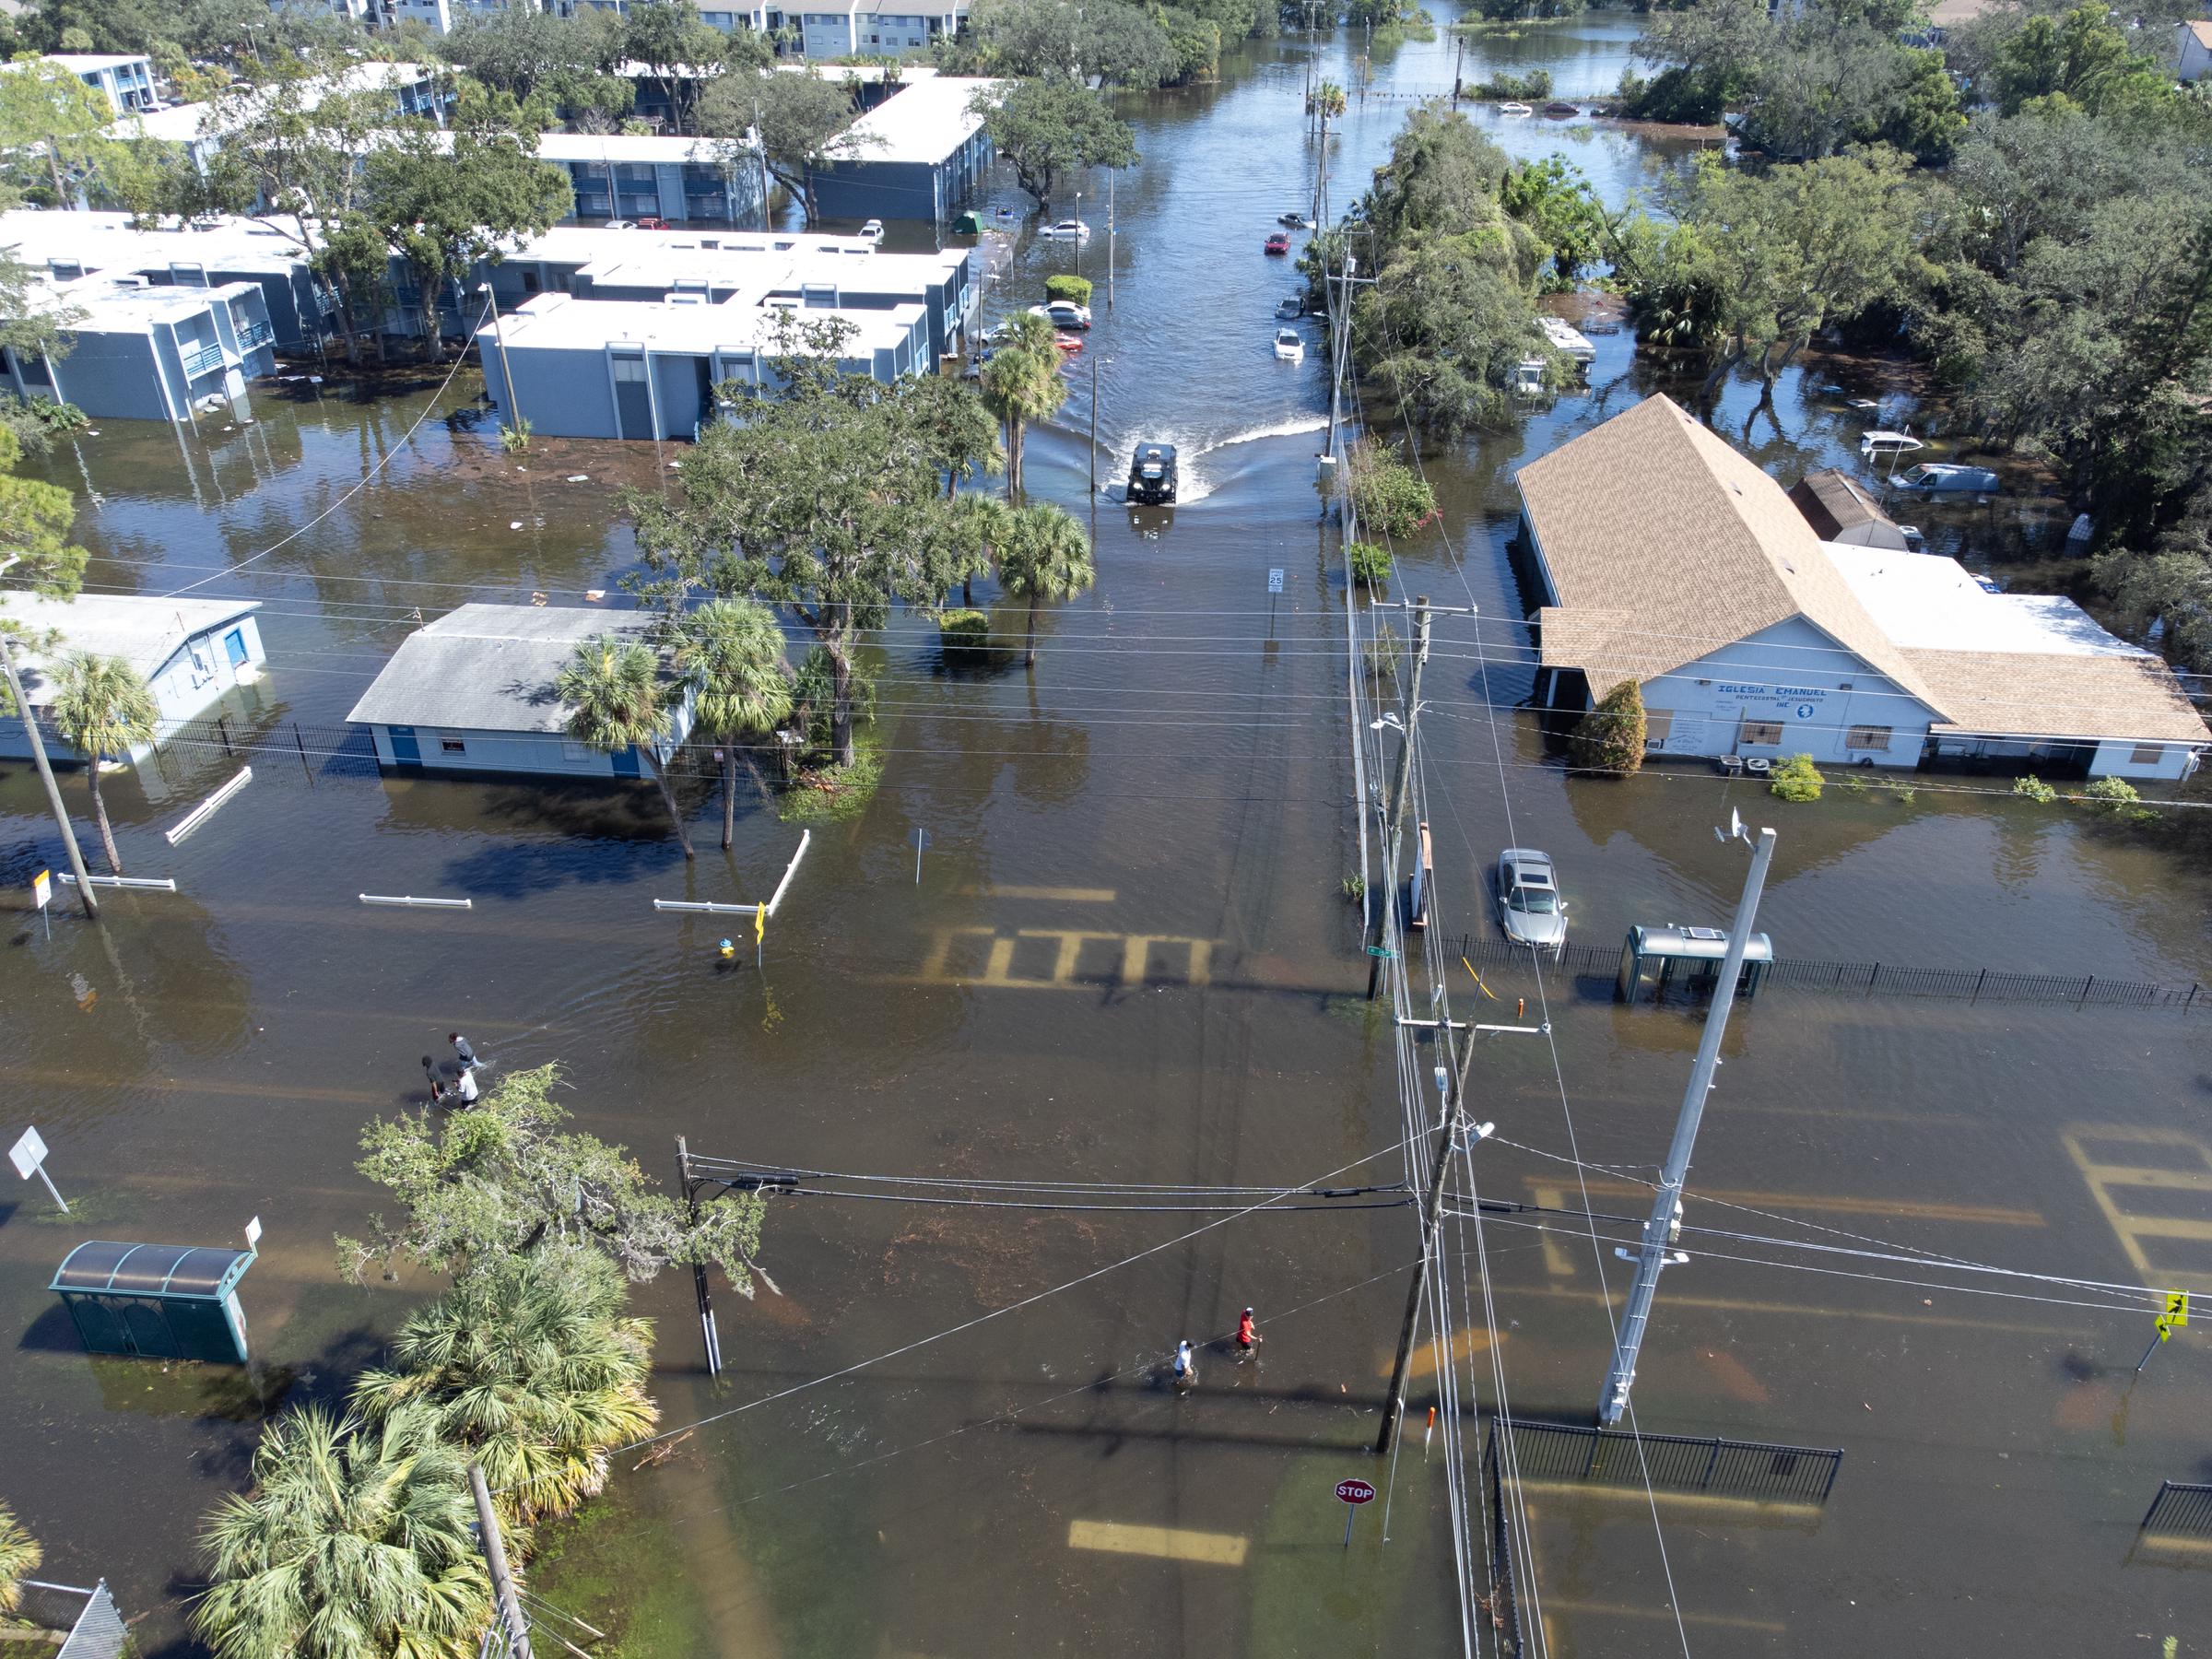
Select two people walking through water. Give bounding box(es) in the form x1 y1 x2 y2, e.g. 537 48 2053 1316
1171 1308 1262 1392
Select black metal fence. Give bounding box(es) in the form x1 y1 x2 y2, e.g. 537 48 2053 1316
147 715 382 782
1440 933 2207 1015
1480 1424 1524 1658
2142 1480 2212 1536
1490 1416 1843 1505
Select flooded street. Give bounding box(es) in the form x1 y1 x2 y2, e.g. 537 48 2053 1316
2 9 2208 1656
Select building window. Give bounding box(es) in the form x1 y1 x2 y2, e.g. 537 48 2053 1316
611 354 647 382
2130 742 2166 765
1642 709 1673 744
521 270 540 294
1845 725 1892 751
1738 719 1783 747
440 736 467 755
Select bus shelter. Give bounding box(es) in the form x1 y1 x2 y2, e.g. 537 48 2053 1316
1616 924 1773 1005
50 1241 254 1364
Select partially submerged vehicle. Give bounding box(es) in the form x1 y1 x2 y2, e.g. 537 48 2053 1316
1274 326 1304 361
1128 442 1178 504
1496 848 1568 949
1896 463 2001 494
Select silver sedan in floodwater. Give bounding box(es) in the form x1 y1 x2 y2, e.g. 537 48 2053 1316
1496 848 1568 949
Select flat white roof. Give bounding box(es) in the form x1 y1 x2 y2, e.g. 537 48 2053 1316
1824 546 2141 657
0 593 259 706
837 76 1001 167
0 208 313 274
109 62 440 145
530 131 735 164
38 271 262 334
773 63 942 85
496 290 924 358
45 54 151 74
510 223 875 265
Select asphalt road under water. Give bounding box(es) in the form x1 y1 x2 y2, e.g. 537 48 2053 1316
1 10 2208 1655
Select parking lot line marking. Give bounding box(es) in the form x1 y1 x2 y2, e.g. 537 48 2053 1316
1379 1324 1502 1381
962 885 1116 902
1066 1521 1248 1565
1515 1479 1821 1520
2062 1125 2212 1295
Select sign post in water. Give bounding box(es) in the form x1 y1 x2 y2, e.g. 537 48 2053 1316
911 826 931 885
1335 1477 1375 1548
31 867 49 940
10 1124 68 1214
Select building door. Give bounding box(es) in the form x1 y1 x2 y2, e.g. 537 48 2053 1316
387 724 421 765
611 351 653 439
223 627 247 667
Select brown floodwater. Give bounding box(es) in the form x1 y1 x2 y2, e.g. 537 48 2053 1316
2 9 2208 1657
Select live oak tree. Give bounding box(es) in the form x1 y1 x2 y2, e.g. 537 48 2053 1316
627 315 972 769
945 0 1181 88
0 54 125 209
336 1063 770 1294
441 1 634 122
702 68 870 228
973 76 1137 209
621 0 764 135
363 87 573 362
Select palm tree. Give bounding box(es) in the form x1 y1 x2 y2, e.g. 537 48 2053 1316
557 634 694 860
351 1253 657 1533
979 312 1066 501
996 502 1096 669
947 490 1014 609
0 1500 41 1616
49 651 156 875
193 1405 491 1659
674 599 794 852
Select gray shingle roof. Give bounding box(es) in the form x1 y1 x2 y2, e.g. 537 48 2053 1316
345 604 659 733
0 592 259 707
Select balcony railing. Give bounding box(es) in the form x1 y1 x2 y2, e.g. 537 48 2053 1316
235 318 273 350
179 341 229 379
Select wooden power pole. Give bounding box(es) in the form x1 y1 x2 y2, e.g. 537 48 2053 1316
471 1464 534 1659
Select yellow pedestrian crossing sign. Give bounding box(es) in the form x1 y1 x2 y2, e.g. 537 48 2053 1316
754 903 766 945
2156 1289 2189 1341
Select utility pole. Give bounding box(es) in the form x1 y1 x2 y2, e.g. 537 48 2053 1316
1597 818 1777 1426
677 1136 722 1376
1324 253 1355 460
477 282 523 439
1364 596 1430 1001
754 102 771 229
1377 1026 1488 1454
469 1463 534 1659
0 629 98 919
1088 351 1100 494
1453 34 1465 102
1107 171 1114 313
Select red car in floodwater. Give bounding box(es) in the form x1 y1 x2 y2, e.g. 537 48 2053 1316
1264 231 1291 255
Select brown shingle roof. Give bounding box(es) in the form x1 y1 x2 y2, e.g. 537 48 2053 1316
1516 394 1936 702
1787 468 1898 542
2186 18 2212 48
1908 651 2211 746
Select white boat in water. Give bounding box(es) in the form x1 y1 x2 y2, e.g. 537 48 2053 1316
1860 429 1924 457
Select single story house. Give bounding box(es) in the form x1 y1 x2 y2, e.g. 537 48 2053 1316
1516 394 2208 781
347 604 695 778
4 271 276 422
810 76 1000 223
1787 467 1912 550
0 593 265 762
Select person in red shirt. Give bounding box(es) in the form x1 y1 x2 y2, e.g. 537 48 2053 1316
1236 1307 1262 1358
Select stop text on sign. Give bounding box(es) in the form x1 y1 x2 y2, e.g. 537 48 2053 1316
1336 1479 1376 1505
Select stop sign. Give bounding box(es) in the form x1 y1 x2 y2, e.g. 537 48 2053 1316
1335 1478 1376 1505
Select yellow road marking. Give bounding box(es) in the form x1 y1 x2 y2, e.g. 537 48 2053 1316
1066 1521 1248 1565
1507 1284 2084 1335
2062 1126 2212 1295
1547 1176 2042 1229
961 885 1116 902
1541 1598 1786 1633
1382 1324 1502 1381
916 927 1216 990
1517 1479 1820 1519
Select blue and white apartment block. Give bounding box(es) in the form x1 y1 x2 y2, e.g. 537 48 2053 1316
4 271 277 422
43 54 160 116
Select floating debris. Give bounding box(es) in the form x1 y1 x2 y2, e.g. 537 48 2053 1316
567 473 590 483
